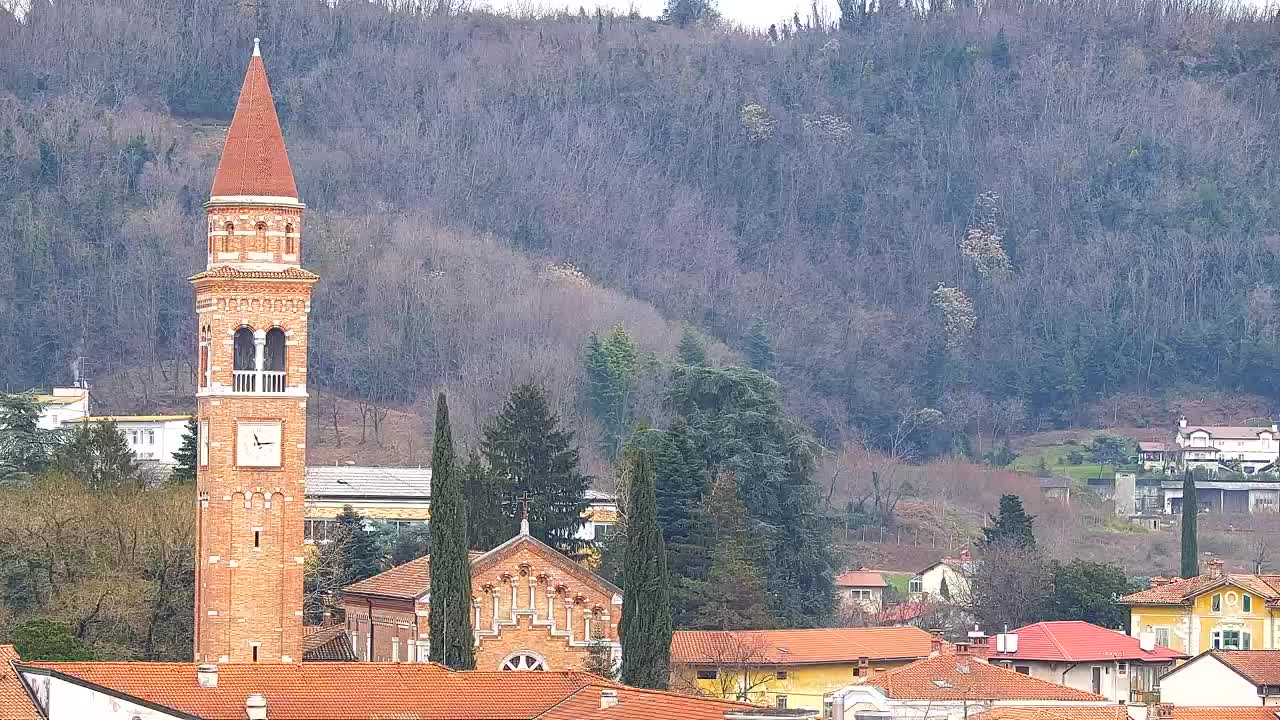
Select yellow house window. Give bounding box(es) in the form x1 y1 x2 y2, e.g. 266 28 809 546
1212 630 1252 649
775 696 788 709
1245 595 1253 612
696 669 718 680
1212 594 1222 612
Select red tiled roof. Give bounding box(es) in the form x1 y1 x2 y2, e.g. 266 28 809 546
855 655 1106 701
189 265 319 281
210 45 298 199
993 621 1185 663
1120 573 1280 605
1170 709 1280 720
973 709 1130 720
671 626 934 666
0 646 39 720
537 684 754 720
834 570 888 588
301 625 356 661
1209 650 1280 686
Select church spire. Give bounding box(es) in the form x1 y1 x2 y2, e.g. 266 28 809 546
209 39 299 201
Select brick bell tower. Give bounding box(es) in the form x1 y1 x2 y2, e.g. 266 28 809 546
192 39 316 664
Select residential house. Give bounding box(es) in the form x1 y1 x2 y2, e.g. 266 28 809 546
1121 562 1280 655
911 550 975 604
1174 419 1280 475
304 465 618 543
65 414 192 466
988 621 1185 705
1138 442 1177 472
825 647 1113 719
1157 649 1280 707
341 518 622 671
12 654 760 720
32 386 90 430
670 626 936 711
1038 476 1072 505
834 569 888 614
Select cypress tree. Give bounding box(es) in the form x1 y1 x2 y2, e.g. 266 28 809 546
429 393 475 669
619 448 672 688
481 384 590 555
171 419 198 483
1181 470 1199 578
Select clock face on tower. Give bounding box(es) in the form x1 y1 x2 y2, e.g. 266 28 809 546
236 420 283 468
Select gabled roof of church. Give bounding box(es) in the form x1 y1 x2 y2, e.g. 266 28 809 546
210 39 299 200
342 531 620 601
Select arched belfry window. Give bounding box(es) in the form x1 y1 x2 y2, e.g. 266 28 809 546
263 328 287 392
233 327 256 392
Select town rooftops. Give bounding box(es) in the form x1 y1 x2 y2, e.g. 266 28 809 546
972 709 1131 720
1137 441 1171 452
1181 425 1277 439
1120 571 1280 605
32 388 88 405
1164 649 1280 688
671 626 934 666
15 661 753 720
302 624 357 662
991 621 1185 663
1165 709 1280 720
833 569 888 588
0 646 39 720
848 653 1106 702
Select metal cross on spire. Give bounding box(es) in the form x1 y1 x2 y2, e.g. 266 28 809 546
518 492 531 536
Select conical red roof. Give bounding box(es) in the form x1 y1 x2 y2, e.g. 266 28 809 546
210 42 298 199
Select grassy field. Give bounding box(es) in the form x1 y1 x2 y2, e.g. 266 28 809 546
1010 444 1116 483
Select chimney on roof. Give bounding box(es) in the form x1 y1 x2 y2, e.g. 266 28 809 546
955 642 971 657
967 626 992 659
1154 703 1174 720
1178 416 1188 429
929 631 944 657
1206 558 1225 578
246 693 267 720
1139 630 1156 653
600 689 618 709
197 664 218 688
1149 576 1168 587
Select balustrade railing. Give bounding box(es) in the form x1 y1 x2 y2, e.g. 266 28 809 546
232 370 286 393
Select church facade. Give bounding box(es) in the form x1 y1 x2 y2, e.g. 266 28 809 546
192 40 315 664
342 526 623 672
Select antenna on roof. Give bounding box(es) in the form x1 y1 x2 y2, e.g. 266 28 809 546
253 37 261 57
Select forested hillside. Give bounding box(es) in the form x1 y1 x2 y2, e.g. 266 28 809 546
3 0 1280 453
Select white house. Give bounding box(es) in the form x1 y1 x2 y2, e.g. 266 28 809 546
1158 649 1280 707
825 650 1113 719
911 550 975 604
1175 419 1280 475
987 621 1184 706
33 386 90 430
65 415 192 466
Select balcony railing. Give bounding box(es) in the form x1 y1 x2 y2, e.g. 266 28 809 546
232 370 286 393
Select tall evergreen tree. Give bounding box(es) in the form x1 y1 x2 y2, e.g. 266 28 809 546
171 419 198 483
335 505 384 583
0 392 59 484
654 420 712 625
583 325 638 459
691 472 773 629
675 329 708 367
482 384 590 555
619 447 672 688
744 319 775 373
666 365 832 627
1181 470 1199 578
981 494 1036 549
49 421 140 491
464 450 514 550
429 393 475 669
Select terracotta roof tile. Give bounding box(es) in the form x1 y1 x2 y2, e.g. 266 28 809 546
0 646 39 720
834 570 887 588
301 625 356 661
993 621 1185 663
537 684 754 720
1170 708 1280 720
1119 572 1280 605
854 654 1106 701
190 265 319 281
210 47 298 199
344 551 487 599
973 709 1131 720
1210 650 1280 686
17 662 631 720
671 626 934 666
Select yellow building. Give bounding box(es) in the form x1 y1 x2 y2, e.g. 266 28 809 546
669 626 936 711
1122 561 1280 655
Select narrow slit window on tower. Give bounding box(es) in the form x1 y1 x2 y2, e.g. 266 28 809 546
254 530 261 548
255 221 267 252
285 223 296 255
252 645 259 663
222 222 234 253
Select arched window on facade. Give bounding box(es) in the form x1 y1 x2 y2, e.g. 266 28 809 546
233 327 256 392
263 327 287 392
284 223 296 256
255 222 267 253
198 325 210 388
222 222 234 253
499 652 547 672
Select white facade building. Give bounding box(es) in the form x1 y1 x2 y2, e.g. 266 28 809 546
1157 649 1280 707
1175 419 1280 475
65 415 192 466
33 387 90 430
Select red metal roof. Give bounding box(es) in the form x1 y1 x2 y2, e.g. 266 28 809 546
992 621 1185 663
210 45 299 199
